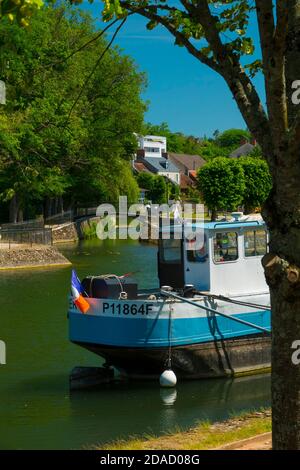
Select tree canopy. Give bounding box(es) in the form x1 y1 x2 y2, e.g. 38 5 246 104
239 157 272 213
136 172 167 203
0 0 42 26
196 157 245 218
0 3 146 221
196 156 271 217
142 122 204 155
216 129 251 148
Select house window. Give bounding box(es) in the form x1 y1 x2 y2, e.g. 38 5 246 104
144 147 160 153
244 230 267 257
213 232 238 263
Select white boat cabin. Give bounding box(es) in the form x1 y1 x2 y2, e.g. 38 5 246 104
158 218 269 297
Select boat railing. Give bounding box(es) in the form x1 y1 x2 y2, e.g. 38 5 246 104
160 290 271 335
213 220 261 229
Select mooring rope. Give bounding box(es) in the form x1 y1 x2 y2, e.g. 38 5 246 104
167 301 174 369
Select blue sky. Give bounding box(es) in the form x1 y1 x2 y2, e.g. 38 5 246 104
80 2 265 138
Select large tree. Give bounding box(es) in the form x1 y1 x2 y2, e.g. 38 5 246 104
79 0 300 449
0 4 146 221
239 158 272 214
197 157 245 219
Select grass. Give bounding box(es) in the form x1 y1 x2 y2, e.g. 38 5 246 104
82 220 98 239
94 409 271 450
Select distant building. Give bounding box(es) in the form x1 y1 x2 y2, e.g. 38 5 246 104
229 138 256 158
167 152 206 174
137 135 167 158
164 152 206 194
134 135 181 185
134 135 207 192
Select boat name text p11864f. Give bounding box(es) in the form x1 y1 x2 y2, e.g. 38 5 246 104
103 302 154 316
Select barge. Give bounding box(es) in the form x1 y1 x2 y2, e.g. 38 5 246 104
68 215 271 379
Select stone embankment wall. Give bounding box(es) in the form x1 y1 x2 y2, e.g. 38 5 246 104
51 222 79 243
51 218 101 243
0 245 71 269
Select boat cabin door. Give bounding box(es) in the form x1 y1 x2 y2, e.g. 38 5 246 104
183 231 210 291
158 237 185 289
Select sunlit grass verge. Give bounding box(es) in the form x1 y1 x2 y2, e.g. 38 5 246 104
94 409 271 450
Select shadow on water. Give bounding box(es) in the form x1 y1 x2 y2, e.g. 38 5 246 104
0 239 270 449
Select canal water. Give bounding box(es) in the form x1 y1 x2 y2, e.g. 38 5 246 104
0 239 270 450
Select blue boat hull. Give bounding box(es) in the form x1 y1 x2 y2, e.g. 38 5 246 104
69 301 271 378
72 334 271 379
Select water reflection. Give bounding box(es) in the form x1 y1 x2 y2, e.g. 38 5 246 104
160 389 178 406
67 373 270 449
0 240 270 449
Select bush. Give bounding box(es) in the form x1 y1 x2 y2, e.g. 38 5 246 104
197 158 245 218
239 158 272 213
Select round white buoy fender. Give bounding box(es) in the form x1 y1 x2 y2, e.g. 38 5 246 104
159 369 177 388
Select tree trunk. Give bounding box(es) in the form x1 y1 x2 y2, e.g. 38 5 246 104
210 208 217 221
270 282 300 449
43 197 52 219
17 208 23 222
262 161 300 449
9 194 19 224
244 205 253 215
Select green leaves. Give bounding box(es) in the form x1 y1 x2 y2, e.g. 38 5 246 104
0 4 146 219
146 20 158 30
197 156 272 213
197 157 245 211
136 172 167 204
238 157 272 211
0 0 43 26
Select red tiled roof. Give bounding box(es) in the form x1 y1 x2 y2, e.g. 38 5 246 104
133 162 152 173
188 170 197 180
180 173 193 189
168 153 206 172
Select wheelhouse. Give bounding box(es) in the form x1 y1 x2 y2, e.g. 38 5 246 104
158 218 269 296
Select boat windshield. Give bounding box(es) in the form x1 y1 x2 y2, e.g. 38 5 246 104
244 230 267 257
213 231 238 263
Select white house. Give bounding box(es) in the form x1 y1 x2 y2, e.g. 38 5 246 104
137 135 167 158
135 135 180 185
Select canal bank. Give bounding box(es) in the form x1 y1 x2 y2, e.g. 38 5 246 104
98 409 271 450
0 244 71 270
0 239 271 449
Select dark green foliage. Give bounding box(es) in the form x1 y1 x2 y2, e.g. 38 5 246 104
142 122 204 155
239 158 272 213
197 157 272 215
0 3 146 222
216 129 251 148
136 172 167 204
197 157 245 213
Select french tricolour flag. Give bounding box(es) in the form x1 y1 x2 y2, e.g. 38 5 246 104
71 270 90 314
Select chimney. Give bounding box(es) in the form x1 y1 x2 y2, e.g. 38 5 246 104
162 152 168 159
240 138 248 146
251 137 257 146
136 149 145 158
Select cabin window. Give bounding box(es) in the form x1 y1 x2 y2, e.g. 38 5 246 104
244 230 267 257
213 232 238 263
160 239 181 263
